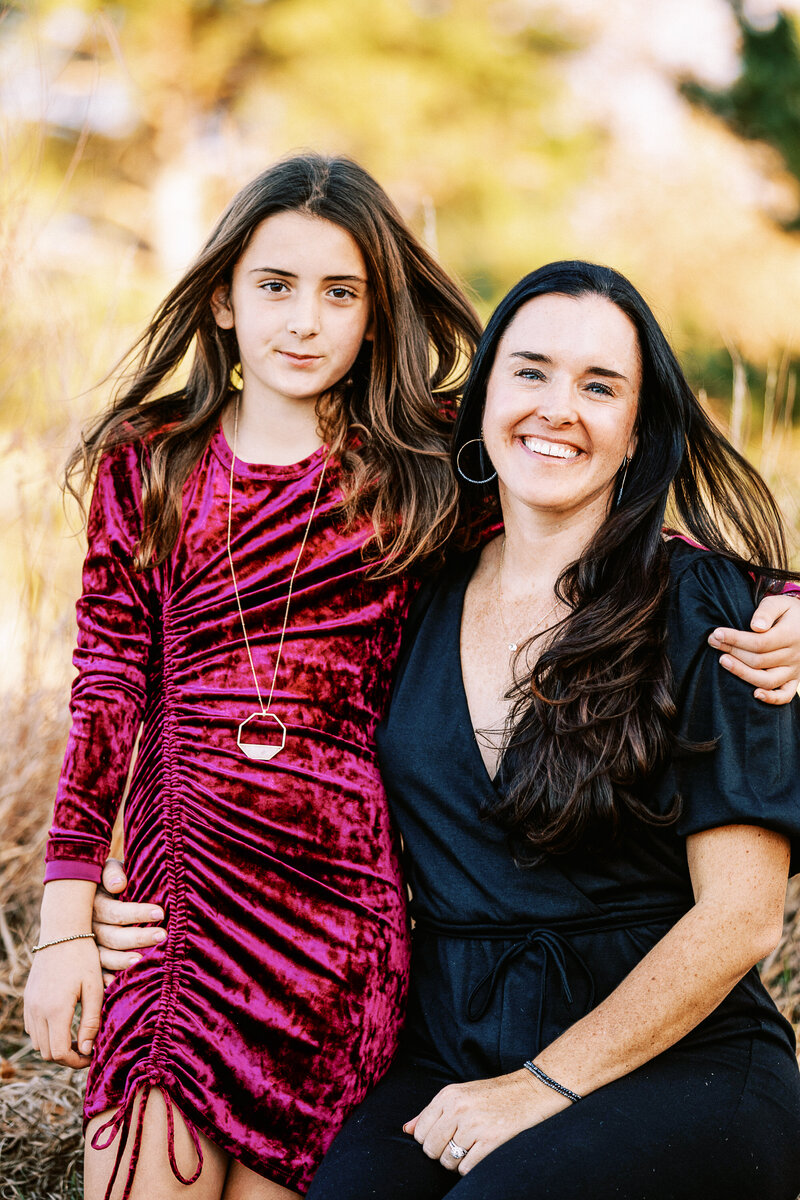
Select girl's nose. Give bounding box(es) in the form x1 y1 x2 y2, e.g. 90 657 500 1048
286 298 320 339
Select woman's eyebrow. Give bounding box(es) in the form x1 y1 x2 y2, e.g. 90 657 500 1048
510 350 629 383
510 351 551 363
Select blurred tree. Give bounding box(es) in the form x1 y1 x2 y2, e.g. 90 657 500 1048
682 3 800 228
7 0 596 296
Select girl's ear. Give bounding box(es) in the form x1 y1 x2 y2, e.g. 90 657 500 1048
211 284 235 330
363 310 375 343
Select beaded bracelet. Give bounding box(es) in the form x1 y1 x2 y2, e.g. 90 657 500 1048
31 932 96 954
523 1060 582 1104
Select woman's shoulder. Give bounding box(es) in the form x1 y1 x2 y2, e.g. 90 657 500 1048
663 537 755 633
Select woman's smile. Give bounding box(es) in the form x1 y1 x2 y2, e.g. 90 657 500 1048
518 435 582 461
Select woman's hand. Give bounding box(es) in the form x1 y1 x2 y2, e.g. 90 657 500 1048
709 593 800 704
403 1069 567 1176
92 858 166 986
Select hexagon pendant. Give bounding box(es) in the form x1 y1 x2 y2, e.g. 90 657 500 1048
237 712 287 762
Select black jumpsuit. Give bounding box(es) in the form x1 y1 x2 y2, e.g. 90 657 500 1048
308 541 800 1200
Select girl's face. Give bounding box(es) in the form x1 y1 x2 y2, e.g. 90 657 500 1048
481 292 641 523
211 210 372 411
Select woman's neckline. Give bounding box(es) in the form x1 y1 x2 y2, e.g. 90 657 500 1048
210 421 329 481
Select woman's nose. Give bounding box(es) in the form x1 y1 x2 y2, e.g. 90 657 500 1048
535 381 578 426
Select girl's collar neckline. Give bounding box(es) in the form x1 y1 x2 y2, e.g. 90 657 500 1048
210 421 329 481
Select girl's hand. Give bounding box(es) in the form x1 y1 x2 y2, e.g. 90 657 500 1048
24 938 104 1068
402 1070 567 1175
709 594 800 704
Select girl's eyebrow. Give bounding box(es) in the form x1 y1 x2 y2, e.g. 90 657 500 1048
248 266 367 284
510 350 629 383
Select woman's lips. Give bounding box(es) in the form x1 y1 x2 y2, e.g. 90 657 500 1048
519 435 582 460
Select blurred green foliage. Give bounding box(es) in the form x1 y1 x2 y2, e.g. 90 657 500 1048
683 4 800 229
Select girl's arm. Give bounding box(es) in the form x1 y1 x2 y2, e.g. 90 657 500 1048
405 822 789 1174
24 879 104 1068
711 592 800 705
26 447 157 1062
46 446 157 881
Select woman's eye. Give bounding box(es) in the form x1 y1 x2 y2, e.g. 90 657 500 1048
586 381 613 397
260 280 289 293
515 368 545 381
328 286 357 300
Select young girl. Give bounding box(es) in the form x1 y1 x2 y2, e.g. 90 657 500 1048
24 156 800 1200
23 154 480 1200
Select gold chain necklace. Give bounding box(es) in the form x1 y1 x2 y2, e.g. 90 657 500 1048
495 536 562 653
226 395 329 761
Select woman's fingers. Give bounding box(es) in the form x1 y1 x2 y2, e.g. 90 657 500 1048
93 915 165 950
93 893 163 928
98 947 144 974
101 857 128 894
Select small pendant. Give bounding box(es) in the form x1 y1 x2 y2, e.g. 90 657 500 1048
237 712 287 762
508 642 518 652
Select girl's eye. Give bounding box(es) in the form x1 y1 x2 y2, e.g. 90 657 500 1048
328 286 357 301
259 280 289 293
515 368 545 381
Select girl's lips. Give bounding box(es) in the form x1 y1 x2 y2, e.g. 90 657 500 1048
279 351 322 366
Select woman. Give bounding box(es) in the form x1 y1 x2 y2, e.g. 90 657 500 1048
305 261 800 1199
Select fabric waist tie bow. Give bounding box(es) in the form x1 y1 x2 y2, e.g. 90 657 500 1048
413 905 686 1053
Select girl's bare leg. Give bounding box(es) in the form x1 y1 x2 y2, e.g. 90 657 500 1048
223 1160 300 1199
84 1089 228 1200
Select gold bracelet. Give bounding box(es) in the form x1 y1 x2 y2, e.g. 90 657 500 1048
31 932 96 953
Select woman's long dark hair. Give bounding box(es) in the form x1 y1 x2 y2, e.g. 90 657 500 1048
453 260 796 859
67 154 481 574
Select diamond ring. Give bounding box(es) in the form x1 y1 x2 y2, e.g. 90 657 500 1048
447 1139 468 1160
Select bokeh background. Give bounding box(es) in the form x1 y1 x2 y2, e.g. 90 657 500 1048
2 1 800 1195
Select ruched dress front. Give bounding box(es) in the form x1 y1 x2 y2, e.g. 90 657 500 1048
308 540 800 1200
45 426 412 1194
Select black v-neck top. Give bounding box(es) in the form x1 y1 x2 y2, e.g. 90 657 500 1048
375 541 800 1054
378 540 800 930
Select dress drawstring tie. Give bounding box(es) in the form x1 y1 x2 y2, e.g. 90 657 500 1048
91 1079 204 1200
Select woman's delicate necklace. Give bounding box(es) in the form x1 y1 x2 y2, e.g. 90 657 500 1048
226 395 329 762
495 536 562 654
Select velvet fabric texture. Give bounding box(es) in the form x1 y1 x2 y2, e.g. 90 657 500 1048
45 425 412 1195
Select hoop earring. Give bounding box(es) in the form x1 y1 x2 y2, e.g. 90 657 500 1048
456 438 497 485
615 455 630 506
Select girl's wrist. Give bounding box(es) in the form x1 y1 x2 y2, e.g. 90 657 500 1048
38 879 97 940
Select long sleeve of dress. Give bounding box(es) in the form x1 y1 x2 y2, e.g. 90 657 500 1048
45 446 159 881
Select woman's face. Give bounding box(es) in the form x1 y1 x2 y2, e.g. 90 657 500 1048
481 292 641 523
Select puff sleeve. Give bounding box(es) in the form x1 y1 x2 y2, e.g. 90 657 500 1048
664 545 800 866
44 445 160 881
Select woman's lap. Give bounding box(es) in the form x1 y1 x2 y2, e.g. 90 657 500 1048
307 1041 800 1200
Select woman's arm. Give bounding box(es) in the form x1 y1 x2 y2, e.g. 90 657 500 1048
24 879 104 1068
712 593 800 705
406 822 789 1175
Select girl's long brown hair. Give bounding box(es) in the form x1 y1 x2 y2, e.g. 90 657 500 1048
453 260 797 860
67 154 481 573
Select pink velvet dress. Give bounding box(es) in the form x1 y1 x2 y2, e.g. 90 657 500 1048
44 425 412 1196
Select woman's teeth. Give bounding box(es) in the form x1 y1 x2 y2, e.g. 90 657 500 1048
521 437 580 460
